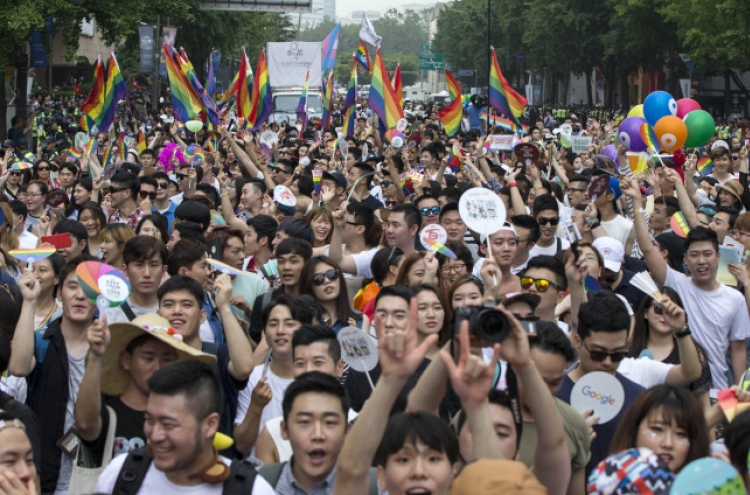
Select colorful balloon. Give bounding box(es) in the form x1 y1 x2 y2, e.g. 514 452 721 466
653 116 688 153
601 144 620 165
627 104 644 119
617 117 648 152
683 110 715 148
643 91 677 126
675 98 701 119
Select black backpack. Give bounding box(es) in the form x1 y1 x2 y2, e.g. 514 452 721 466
111 447 257 494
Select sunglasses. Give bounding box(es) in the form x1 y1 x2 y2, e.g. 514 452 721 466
157 181 169 189
109 186 128 194
9 171 22 176
176 173 187 181
537 217 560 226
139 191 157 200
582 340 628 363
312 268 339 286
520 277 563 293
385 200 399 207
420 206 441 216
382 180 391 188
652 303 663 315
37 166 50 171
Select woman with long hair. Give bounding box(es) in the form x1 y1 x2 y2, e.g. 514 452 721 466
394 251 441 288
136 214 169 245
31 253 64 331
32 160 54 189
412 283 452 360
629 287 712 407
69 177 96 219
610 384 710 474
300 255 365 333
0 203 19 253
448 274 485 310
305 208 333 247
78 202 107 259
100 223 135 268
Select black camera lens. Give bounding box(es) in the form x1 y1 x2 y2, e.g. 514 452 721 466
474 309 509 344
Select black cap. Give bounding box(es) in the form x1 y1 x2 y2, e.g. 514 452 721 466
2 140 14 148
16 138 28 148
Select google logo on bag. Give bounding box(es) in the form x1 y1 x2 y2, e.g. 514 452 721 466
581 385 617 405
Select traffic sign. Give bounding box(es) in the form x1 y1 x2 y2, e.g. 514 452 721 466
457 70 474 76
420 44 434 51
418 53 445 71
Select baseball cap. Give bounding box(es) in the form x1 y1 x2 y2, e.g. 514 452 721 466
322 171 347 189
592 237 625 273
451 459 547 495
2 140 14 148
501 292 541 311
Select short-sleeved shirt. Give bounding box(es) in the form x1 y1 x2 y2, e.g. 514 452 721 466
557 371 644 478
665 267 750 391
518 398 591 471
617 357 672 389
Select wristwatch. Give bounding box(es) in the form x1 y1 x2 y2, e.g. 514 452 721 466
673 326 691 339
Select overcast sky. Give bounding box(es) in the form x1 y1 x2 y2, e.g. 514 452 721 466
335 0 435 19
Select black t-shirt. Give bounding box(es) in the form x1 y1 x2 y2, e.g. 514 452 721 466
0 391 42 472
86 395 146 464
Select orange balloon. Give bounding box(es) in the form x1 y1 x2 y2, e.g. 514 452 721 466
653 115 688 153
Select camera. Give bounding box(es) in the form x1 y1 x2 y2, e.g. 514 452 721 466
453 304 509 344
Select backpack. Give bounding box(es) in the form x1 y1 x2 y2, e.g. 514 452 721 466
111 446 257 495
258 461 379 495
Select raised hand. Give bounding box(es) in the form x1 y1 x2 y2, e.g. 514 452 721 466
18 268 40 301
87 317 110 358
213 273 232 307
249 377 273 413
375 298 437 379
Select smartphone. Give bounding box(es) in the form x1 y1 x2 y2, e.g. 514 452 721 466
42 233 72 249
208 237 223 262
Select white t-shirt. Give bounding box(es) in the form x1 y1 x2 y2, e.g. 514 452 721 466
599 215 633 248
94 453 275 494
235 364 293 455
665 267 750 391
18 230 37 249
351 247 379 279
528 237 571 259
618 357 673 389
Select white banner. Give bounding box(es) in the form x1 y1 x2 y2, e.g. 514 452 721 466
360 13 382 48
571 135 593 154
487 134 515 150
266 42 322 89
679 79 691 99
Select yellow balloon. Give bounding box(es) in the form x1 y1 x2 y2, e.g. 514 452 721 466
213 432 234 450
628 104 644 119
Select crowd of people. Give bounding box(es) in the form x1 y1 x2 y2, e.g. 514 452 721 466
0 91 750 495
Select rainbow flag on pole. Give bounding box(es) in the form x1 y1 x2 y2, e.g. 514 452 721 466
446 68 461 100
176 48 219 124
439 97 462 137
488 46 527 126
341 65 357 137
321 71 334 130
248 49 273 131
368 49 404 131
99 52 128 131
296 69 310 129
392 63 403 109
81 55 105 124
354 41 371 74
164 44 203 122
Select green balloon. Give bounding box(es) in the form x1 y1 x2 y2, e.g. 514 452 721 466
683 110 714 148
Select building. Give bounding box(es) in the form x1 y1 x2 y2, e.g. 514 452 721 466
297 0 336 29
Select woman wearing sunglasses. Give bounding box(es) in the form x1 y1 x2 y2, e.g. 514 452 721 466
3 165 30 201
300 256 365 333
609 384 709 474
629 287 712 408
32 160 55 190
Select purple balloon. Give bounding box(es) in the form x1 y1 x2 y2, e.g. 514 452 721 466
601 144 620 165
617 116 648 152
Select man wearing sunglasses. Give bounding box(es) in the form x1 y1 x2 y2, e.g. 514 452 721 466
150 171 177 234
108 170 145 229
415 194 440 227
529 195 570 259
520 255 567 326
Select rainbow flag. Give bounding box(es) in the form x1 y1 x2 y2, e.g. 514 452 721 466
488 46 527 126
117 132 127 161
342 106 356 138
447 142 464 172
446 69 461 100
341 63 356 138
321 70 334 130
368 49 404 131
640 123 660 153
100 145 114 169
164 44 203 122
137 128 146 154
248 49 273 131
312 169 322 195
83 139 98 157
439 97 462 137
99 52 128 131
296 69 310 129
424 240 457 259
206 55 216 101
79 114 95 134
218 49 249 106
670 211 690 238
697 157 713 174
354 41 371 73
206 130 219 153
81 55 105 124
392 63 403 109
67 147 82 161
479 112 529 134
176 48 219 124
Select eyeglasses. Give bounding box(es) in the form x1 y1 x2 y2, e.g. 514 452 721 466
442 263 466 273
581 340 628 363
139 191 157 200
157 181 169 189
109 186 128 194
537 217 560 226
420 206 441 216
312 268 339 286
37 166 50 171
27 192 43 198
566 187 586 194
520 277 563 293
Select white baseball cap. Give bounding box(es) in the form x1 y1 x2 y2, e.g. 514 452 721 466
592 237 625 273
